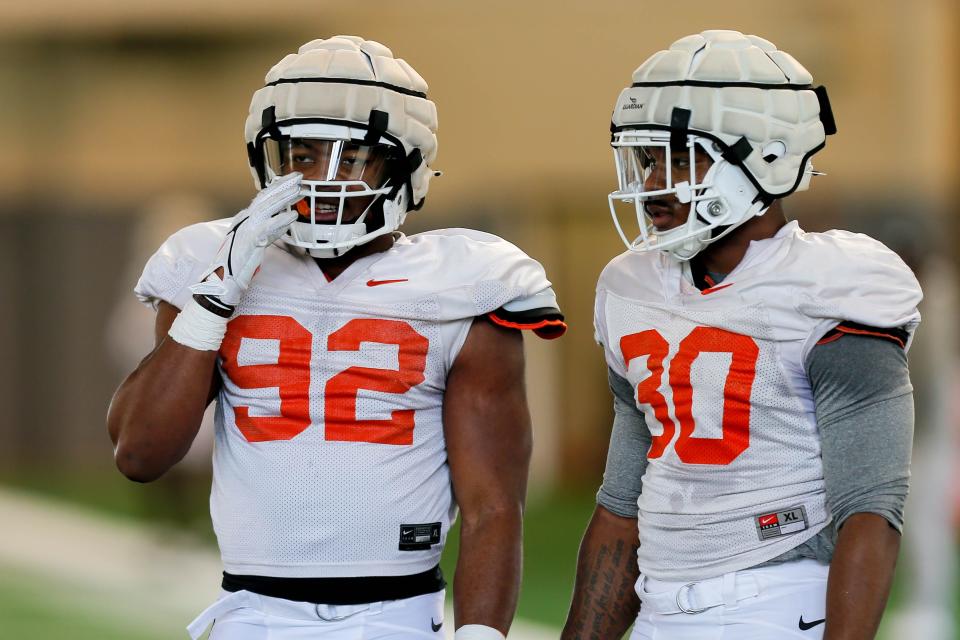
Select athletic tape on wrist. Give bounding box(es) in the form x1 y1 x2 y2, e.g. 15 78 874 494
193 293 236 319
454 625 506 640
168 297 230 351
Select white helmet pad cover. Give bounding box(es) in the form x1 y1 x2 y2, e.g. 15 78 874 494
245 36 438 207
611 30 833 199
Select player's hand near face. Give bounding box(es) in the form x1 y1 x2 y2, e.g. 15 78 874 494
191 172 302 313
107 174 302 482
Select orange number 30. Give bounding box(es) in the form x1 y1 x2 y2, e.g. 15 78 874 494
620 326 758 465
220 316 428 445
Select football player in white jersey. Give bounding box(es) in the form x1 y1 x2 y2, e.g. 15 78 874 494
107 36 566 640
562 31 921 640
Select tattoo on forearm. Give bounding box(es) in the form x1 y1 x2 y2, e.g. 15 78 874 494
565 538 641 639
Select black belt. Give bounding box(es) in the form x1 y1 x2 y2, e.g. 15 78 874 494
222 565 445 605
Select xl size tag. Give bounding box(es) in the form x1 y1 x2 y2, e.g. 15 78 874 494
399 522 441 551
754 506 808 541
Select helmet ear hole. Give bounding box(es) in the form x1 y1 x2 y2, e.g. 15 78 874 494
761 140 787 163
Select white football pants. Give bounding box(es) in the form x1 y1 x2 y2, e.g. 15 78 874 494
631 559 829 640
187 588 446 639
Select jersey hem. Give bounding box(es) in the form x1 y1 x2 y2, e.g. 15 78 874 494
221 555 443 579
638 518 830 582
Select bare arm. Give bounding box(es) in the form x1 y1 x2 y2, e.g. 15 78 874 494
824 514 900 640
443 318 532 636
106 301 220 482
563 368 646 639
561 505 640 640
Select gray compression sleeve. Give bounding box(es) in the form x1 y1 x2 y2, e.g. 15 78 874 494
596 368 649 518
763 332 915 566
806 332 914 532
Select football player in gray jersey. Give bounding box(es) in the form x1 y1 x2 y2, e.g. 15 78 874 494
563 31 921 640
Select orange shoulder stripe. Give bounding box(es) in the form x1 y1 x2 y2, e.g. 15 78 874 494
486 313 567 340
834 325 906 349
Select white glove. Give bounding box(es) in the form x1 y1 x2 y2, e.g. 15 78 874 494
168 173 303 351
190 172 303 312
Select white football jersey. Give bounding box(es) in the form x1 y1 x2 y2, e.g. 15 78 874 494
595 221 921 581
136 223 563 578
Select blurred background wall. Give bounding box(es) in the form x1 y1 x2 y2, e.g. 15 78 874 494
1 1 957 637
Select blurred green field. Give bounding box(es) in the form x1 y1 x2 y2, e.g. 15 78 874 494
0 566 172 640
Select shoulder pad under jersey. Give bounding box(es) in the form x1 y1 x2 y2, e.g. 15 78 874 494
785 229 922 351
596 249 665 302
392 229 566 339
594 249 665 353
134 219 231 310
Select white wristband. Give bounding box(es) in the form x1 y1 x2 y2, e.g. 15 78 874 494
454 625 506 640
168 297 230 351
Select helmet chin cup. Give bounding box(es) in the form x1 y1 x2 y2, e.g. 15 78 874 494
301 221 368 259
296 186 408 259
666 234 708 261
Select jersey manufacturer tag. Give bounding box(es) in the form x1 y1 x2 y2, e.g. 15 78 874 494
399 522 441 550
754 506 808 540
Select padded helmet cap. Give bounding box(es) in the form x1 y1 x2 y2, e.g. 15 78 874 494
611 30 834 199
245 36 438 210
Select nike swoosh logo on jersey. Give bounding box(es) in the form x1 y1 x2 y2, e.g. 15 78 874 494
759 514 778 525
431 618 443 632
799 616 826 630
701 282 734 295
367 278 409 287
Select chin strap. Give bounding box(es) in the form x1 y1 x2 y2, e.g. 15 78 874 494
304 221 368 258
298 187 406 259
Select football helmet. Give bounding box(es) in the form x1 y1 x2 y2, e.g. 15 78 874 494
608 30 837 260
245 36 439 258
